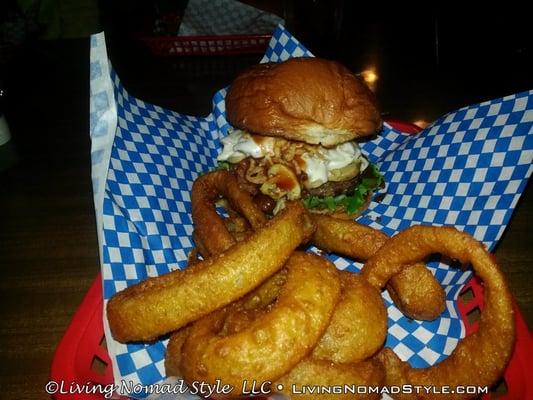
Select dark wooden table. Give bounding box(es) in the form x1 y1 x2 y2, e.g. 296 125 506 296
0 22 531 399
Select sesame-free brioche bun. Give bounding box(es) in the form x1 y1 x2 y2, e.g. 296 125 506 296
226 57 382 147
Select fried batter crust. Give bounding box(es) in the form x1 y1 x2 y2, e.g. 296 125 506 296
106 202 314 342
365 226 515 399
275 359 384 400
192 170 267 255
312 215 445 320
179 252 341 393
311 272 387 363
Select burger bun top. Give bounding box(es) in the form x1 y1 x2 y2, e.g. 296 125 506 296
226 57 382 147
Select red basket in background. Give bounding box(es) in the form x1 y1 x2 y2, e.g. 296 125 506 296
457 276 533 399
136 12 272 56
139 34 271 56
50 121 533 399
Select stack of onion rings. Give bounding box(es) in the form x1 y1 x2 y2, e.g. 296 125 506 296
273 271 387 400
179 252 341 392
106 170 515 400
106 200 314 342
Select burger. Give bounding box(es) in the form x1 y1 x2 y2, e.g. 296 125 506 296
217 57 384 216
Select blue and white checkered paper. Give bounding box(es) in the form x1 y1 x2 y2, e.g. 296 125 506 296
90 26 533 399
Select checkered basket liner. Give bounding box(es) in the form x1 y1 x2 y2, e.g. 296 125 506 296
89 25 533 399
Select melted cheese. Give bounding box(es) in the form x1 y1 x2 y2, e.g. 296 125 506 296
303 142 369 188
217 130 274 163
217 129 368 187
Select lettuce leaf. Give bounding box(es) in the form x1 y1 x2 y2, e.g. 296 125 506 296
214 161 231 171
303 163 384 215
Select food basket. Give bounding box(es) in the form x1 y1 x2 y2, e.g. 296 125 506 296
136 9 274 56
50 120 533 400
65 25 533 399
138 33 272 56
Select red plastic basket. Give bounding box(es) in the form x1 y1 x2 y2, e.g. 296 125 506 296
50 121 533 399
138 34 272 56
136 11 271 56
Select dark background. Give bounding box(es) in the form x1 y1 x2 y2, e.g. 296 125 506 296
98 2 533 122
0 1 531 398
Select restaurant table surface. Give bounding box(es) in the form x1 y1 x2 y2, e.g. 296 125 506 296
0 33 531 399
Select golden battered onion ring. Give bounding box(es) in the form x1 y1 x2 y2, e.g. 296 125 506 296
164 326 191 377
178 252 341 393
107 201 314 342
271 272 386 398
374 348 413 400
239 268 287 311
385 262 445 321
274 359 384 400
311 271 387 364
192 170 267 255
312 215 445 320
213 271 386 366
165 270 287 378
363 226 515 399
191 230 212 260
312 214 387 260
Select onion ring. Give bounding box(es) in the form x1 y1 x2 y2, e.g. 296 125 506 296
311 271 387 364
274 359 384 400
312 215 445 320
165 270 287 378
212 271 386 366
271 272 386 398
191 230 212 260
164 326 191 377
374 348 413 400
107 201 314 342
192 170 267 255
178 252 341 393
311 214 387 261
363 226 515 399
385 263 445 321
